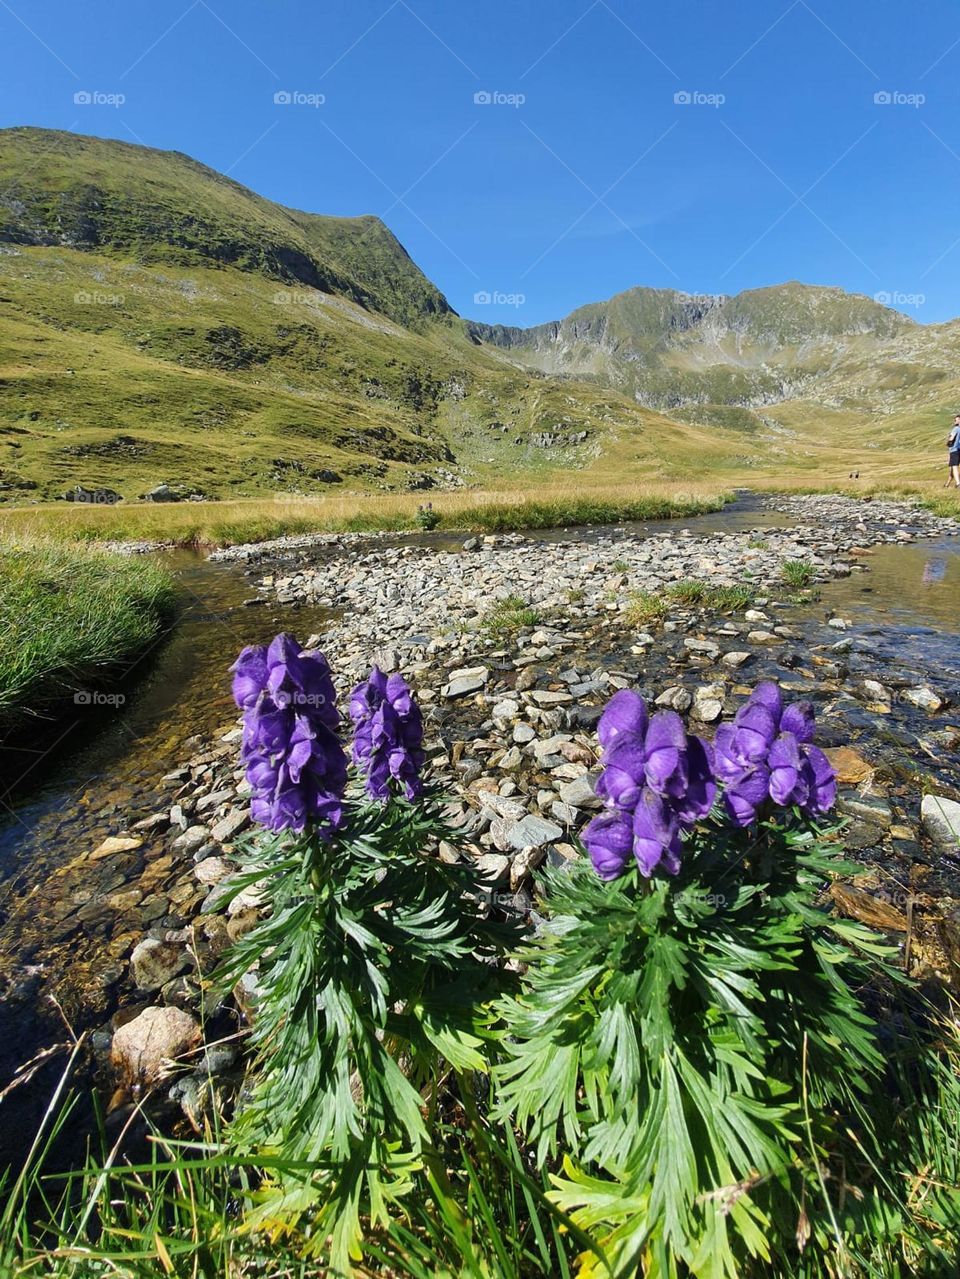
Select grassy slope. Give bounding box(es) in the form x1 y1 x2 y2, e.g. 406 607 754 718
0 127 451 328
0 244 707 501
0 538 176 737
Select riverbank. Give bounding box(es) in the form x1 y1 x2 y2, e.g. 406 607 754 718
0 483 732 549
0 539 177 745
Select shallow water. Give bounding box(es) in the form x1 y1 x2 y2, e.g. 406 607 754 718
815 535 960 679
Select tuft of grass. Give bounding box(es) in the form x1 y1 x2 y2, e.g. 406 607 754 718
747 537 769 550
623 590 669 626
611 558 630 572
665 579 754 611
483 595 540 636
0 536 176 738
782 559 818 588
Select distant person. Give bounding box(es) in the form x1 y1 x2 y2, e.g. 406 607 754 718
949 415 960 488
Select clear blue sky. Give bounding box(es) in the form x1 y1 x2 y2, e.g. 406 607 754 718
3 0 959 325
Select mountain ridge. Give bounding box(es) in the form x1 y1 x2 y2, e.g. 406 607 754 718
0 126 955 501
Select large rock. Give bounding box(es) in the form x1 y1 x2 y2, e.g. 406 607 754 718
142 483 180 503
921 794 960 847
111 1006 201 1090
442 666 489 698
130 938 192 990
503 814 563 851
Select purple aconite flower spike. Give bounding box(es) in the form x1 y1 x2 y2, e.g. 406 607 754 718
583 809 634 881
643 711 689 799
632 788 682 878
349 666 425 801
231 635 347 836
597 688 649 751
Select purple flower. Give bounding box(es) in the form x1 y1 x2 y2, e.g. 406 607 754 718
715 682 835 825
723 765 772 828
768 733 809 807
588 692 717 880
582 809 634 881
643 712 691 799
632 789 682 877
597 689 648 751
231 634 347 836
801 744 837 814
349 667 425 801
594 740 647 810
671 735 717 826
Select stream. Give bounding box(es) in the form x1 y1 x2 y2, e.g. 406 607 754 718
0 501 957 1157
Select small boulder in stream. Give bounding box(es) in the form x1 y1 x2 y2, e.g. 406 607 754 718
110 1006 201 1090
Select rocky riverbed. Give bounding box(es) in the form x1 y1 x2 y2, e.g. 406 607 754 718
2 493 960 1145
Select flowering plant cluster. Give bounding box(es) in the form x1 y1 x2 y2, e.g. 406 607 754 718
223 641 912 1278
349 666 425 801
583 681 836 883
232 634 347 836
583 691 716 879
231 635 424 832
222 634 508 1271
714 680 836 824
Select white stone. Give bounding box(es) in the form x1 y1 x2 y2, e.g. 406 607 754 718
921 794 960 847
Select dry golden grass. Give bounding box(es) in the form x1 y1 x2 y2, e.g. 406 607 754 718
0 479 733 548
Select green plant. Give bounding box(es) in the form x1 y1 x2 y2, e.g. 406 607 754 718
495 813 908 1277
665 580 753 611
0 536 176 737
782 560 817 589
415 503 441 530
612 559 631 573
215 791 516 1271
482 594 540 635
623 590 669 626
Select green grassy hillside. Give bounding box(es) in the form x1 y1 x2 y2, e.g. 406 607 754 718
0 127 450 328
1 127 956 507
0 128 716 502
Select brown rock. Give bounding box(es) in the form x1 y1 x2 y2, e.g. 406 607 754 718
110 1006 201 1090
823 747 874 786
91 835 143 861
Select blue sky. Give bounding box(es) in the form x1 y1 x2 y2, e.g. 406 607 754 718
3 0 960 325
